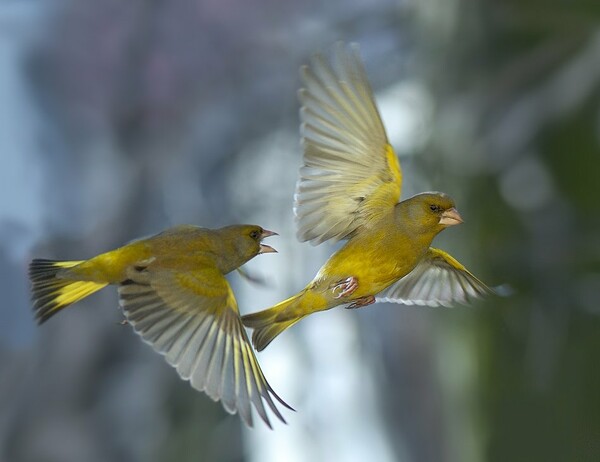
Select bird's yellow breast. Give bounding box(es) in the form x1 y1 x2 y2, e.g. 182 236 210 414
314 222 427 300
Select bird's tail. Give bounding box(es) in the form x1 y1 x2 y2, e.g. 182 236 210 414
243 290 322 351
29 259 108 324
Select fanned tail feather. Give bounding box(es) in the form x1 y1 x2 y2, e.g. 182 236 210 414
29 259 107 324
242 293 306 352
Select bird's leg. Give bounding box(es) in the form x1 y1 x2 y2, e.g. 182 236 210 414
346 296 376 310
331 276 359 299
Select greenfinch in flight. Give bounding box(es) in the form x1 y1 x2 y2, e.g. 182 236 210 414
29 224 292 428
242 43 496 351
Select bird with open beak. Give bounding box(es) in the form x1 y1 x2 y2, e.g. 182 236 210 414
29 224 292 428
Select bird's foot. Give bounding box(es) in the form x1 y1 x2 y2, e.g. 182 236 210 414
346 296 376 310
119 319 129 326
331 277 359 299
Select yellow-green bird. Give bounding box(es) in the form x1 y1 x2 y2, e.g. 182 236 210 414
242 43 496 351
29 224 292 428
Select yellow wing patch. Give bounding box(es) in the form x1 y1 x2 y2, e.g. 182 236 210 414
386 144 402 192
359 143 402 225
428 247 468 272
173 271 232 307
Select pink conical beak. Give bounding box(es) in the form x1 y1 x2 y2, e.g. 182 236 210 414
259 229 278 254
439 208 463 226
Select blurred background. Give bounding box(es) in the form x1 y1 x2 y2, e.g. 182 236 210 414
1 0 599 461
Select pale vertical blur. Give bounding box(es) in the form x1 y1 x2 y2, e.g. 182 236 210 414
1 0 599 461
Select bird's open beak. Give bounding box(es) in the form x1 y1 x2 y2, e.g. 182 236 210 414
439 208 463 227
259 229 278 254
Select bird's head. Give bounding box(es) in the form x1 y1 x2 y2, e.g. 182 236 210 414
399 192 463 235
220 224 278 262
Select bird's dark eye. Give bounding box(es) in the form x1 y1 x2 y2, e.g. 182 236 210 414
429 204 441 213
250 230 261 240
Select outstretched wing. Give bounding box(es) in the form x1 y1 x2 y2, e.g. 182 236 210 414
118 261 292 428
376 248 495 307
295 42 402 245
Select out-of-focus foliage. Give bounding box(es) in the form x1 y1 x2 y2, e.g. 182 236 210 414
0 0 598 461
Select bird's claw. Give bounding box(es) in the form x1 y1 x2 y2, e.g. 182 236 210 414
331 277 359 299
345 295 376 310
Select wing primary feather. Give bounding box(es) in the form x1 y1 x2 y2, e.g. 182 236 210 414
342 44 385 134
234 327 254 427
176 314 214 380
190 320 220 395
129 306 173 330
301 67 361 135
303 122 371 157
139 311 183 343
159 314 198 363
219 315 236 415
309 54 371 134
165 314 205 371
240 338 272 429
403 264 425 298
454 270 471 304
334 47 377 128
204 316 227 401
420 269 436 303
299 90 359 137
300 101 372 150
243 340 287 423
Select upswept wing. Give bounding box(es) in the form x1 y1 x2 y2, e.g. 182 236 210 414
295 42 402 245
376 248 495 307
118 261 291 428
